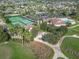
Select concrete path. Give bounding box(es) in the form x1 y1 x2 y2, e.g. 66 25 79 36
34 32 69 59
35 39 69 59
34 32 79 59
58 35 79 46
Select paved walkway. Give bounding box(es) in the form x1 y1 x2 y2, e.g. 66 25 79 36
34 32 69 59
58 35 79 46
34 32 79 59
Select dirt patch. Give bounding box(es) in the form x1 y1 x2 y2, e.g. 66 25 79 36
25 41 54 59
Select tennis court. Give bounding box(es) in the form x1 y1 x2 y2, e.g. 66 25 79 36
7 16 33 26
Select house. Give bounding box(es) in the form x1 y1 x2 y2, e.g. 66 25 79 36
24 25 33 32
48 17 76 27
48 17 66 27
60 18 76 25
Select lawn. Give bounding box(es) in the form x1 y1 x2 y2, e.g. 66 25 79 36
66 26 79 35
61 37 79 59
57 57 64 59
0 44 11 59
0 41 37 59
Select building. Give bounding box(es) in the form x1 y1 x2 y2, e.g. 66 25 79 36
48 17 76 27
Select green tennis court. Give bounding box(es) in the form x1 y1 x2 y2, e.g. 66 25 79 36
7 16 33 26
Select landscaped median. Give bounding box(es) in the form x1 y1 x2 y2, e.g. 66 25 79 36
61 37 79 59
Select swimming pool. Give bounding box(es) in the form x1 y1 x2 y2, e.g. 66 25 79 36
7 16 33 26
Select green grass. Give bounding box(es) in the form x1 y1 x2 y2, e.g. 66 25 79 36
61 37 79 59
0 44 11 59
57 57 64 59
0 41 37 59
66 26 79 35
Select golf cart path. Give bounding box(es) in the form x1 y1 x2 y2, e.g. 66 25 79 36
58 35 79 46
34 32 79 59
34 32 68 59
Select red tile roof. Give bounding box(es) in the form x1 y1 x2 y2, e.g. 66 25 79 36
50 18 65 25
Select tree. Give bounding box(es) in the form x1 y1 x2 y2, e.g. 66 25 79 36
42 26 68 44
42 33 59 44
40 22 48 31
0 26 11 42
56 26 68 36
40 22 56 32
31 26 39 38
21 28 34 44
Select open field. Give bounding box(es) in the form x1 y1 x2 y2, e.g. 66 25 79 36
0 41 37 59
61 37 79 59
0 44 11 59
